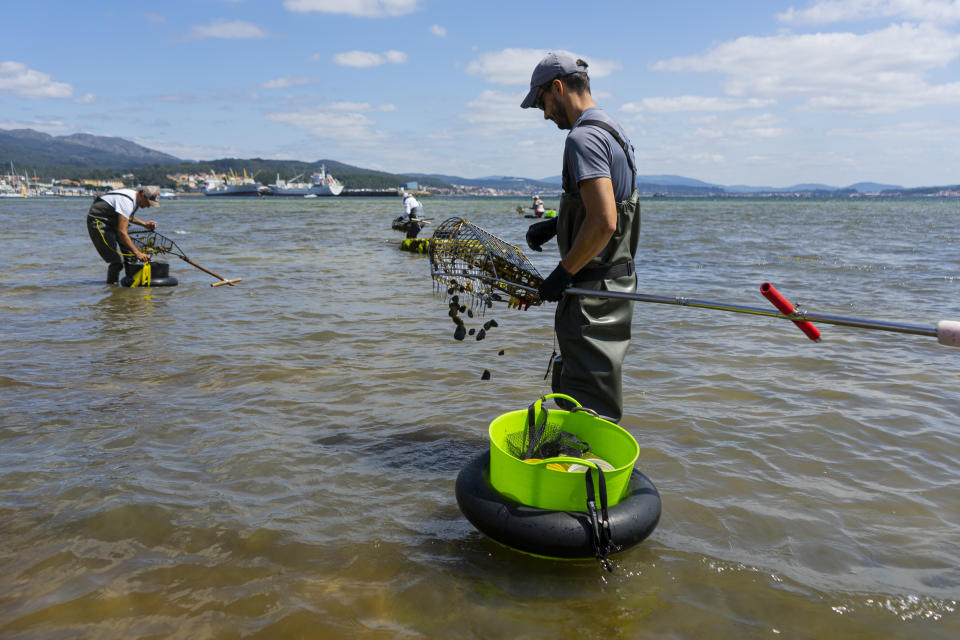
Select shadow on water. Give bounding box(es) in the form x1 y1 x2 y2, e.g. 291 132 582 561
313 422 485 474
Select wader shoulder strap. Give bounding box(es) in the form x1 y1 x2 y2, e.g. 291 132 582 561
578 119 637 175
97 191 139 216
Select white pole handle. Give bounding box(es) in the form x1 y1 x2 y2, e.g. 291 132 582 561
936 320 960 347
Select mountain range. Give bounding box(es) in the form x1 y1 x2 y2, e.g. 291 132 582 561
0 128 179 168
0 127 941 195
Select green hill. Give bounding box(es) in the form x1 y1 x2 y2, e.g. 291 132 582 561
0 128 179 169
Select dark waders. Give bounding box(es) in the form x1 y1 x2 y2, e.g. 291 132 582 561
406 206 425 238
86 196 135 283
552 189 641 423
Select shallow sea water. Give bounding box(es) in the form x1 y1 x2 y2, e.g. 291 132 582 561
1 195 958 638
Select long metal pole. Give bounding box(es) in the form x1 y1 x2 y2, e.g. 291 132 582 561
565 287 939 338
430 268 956 344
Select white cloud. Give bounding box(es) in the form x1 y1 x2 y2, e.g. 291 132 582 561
828 120 960 141
734 113 786 138
622 96 776 114
690 113 786 142
430 24 446 37
266 106 386 142
652 22 960 113
463 90 539 132
261 76 310 89
333 50 407 67
0 61 73 99
322 100 395 112
0 118 70 133
467 49 621 85
283 0 421 17
144 12 166 24
778 0 960 24
333 51 382 67
75 93 97 104
329 101 373 111
187 20 267 40
327 102 397 113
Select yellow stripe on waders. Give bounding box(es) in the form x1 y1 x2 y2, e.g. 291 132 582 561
91 216 137 260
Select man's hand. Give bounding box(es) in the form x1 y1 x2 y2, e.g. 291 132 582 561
526 217 558 252
135 251 151 262
538 262 572 302
144 220 157 231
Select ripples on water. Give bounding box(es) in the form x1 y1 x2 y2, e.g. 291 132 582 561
1 197 958 638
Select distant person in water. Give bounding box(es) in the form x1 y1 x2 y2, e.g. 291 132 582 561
531 195 545 217
86 186 160 284
400 192 425 238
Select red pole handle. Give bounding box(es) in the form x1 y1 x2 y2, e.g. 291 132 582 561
760 282 821 342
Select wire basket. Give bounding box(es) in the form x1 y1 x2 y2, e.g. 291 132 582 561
429 217 543 308
128 229 181 257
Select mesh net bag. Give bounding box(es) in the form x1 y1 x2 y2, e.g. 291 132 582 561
505 402 590 460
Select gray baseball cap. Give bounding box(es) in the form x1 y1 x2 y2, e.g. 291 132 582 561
138 185 161 206
520 52 589 109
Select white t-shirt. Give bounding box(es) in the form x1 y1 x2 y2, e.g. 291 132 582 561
99 189 139 220
403 196 421 215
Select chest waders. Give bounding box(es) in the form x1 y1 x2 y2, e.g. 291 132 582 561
86 194 137 283
552 120 641 423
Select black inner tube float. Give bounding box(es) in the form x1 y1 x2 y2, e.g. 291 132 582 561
456 450 661 559
121 261 178 287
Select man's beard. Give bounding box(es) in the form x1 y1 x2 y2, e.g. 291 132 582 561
551 111 572 130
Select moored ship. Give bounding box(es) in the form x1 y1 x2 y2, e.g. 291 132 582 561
266 165 344 197
203 169 268 197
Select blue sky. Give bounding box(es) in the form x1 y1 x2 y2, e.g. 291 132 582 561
2 0 960 187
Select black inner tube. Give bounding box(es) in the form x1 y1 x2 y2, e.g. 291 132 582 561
122 261 178 287
455 450 661 559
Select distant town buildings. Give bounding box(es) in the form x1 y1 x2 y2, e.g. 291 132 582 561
1 167 957 199
0 171 125 196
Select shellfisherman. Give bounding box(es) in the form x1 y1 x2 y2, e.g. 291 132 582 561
400 192 425 238
86 186 161 284
531 195 545 217
521 52 641 423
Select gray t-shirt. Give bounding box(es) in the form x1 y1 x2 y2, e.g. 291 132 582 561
561 106 636 201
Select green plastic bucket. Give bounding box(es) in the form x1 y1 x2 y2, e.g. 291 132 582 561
488 394 640 511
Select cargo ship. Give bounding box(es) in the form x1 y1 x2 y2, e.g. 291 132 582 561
266 165 344 197
203 169 268 197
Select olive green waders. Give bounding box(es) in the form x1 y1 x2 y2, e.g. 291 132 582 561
87 196 135 283
552 189 641 423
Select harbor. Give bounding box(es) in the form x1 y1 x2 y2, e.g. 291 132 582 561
1 163 423 199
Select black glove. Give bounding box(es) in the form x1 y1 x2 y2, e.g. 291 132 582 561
538 262 572 302
526 217 558 252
